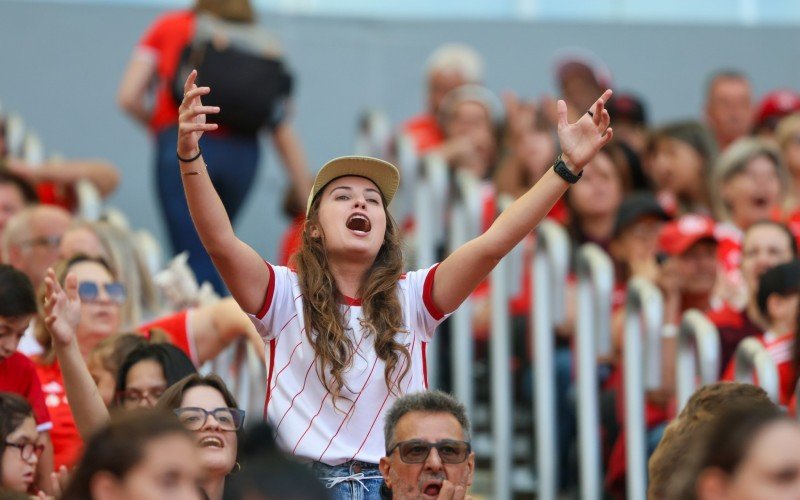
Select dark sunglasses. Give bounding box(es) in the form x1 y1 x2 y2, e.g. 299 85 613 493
4 441 45 461
386 439 471 464
173 407 246 432
78 281 126 304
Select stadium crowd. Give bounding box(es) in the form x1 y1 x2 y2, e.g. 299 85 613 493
3 1 800 499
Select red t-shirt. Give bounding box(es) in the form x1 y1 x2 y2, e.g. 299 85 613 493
402 114 444 154
0 352 52 431
708 305 764 378
136 10 195 133
36 182 75 211
36 312 195 470
721 331 795 406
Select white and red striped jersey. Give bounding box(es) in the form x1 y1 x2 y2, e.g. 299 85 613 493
248 262 446 465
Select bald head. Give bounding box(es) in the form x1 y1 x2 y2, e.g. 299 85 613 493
2 205 72 286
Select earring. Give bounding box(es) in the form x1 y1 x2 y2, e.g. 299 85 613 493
230 462 241 475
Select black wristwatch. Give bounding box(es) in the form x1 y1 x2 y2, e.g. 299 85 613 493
553 155 582 184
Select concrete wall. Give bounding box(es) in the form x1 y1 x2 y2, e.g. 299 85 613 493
1 1 799 260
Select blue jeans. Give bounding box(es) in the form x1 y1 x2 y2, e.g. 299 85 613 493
311 460 384 500
156 126 259 294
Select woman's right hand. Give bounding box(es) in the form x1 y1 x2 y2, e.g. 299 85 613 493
177 70 220 159
42 269 81 348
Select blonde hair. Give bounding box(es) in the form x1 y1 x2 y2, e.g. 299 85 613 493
292 195 409 408
64 221 158 328
775 113 800 150
426 43 484 82
711 137 789 223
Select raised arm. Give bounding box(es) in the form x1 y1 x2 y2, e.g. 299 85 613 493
117 56 156 128
177 70 270 314
272 123 313 206
190 298 265 364
42 269 110 439
432 90 614 315
7 157 120 198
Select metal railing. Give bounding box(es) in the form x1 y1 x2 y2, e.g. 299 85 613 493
676 310 721 411
734 337 780 403
575 244 614 500
623 277 664 500
532 219 571 500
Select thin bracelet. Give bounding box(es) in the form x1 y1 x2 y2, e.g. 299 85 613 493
181 164 207 176
177 147 202 163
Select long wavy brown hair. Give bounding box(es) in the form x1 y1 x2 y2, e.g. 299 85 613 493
292 193 409 406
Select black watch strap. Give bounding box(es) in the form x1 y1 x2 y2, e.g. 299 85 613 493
553 155 582 184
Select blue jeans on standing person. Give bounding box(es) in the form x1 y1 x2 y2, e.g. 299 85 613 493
156 126 259 294
311 460 385 500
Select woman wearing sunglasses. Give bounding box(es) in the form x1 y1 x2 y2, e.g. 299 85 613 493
157 374 244 500
33 255 127 471
0 392 45 495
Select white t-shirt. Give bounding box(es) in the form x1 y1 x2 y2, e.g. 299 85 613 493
248 262 446 465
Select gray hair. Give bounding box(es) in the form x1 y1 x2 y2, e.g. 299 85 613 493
711 137 788 222
383 390 471 451
426 43 484 83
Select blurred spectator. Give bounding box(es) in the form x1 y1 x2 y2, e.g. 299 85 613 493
157 374 243 500
776 113 800 224
665 405 800 500
379 391 474 500
753 89 800 138
86 333 163 408
721 261 800 405
554 48 612 122
712 138 789 277
606 92 648 156
709 221 797 373
648 382 775 500
60 408 203 500
647 121 717 216
704 69 754 151
225 422 328 500
564 147 628 252
1 205 71 288
114 343 197 410
402 43 484 154
0 170 38 243
658 215 720 322
0 393 43 496
117 0 311 294
0 265 53 490
59 220 159 328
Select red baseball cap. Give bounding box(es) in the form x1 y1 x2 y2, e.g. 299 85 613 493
658 215 717 256
755 89 800 130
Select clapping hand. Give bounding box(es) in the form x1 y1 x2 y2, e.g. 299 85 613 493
42 269 81 348
556 89 614 170
177 70 220 159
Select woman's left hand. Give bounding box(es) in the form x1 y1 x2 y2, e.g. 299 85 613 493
43 269 81 348
556 89 614 170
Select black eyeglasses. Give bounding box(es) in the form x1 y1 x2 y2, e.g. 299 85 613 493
4 441 45 461
78 281 126 304
386 439 471 464
116 387 166 407
173 407 245 432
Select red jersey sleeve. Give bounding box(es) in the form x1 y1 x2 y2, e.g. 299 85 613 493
138 310 197 365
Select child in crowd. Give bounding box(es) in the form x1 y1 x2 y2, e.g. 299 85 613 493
0 265 53 491
0 393 45 496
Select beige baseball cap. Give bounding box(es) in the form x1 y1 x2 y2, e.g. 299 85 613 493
306 156 400 215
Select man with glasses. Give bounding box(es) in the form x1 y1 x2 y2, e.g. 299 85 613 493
379 390 474 500
2 205 71 356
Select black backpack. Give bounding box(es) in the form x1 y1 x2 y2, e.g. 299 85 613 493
171 19 293 135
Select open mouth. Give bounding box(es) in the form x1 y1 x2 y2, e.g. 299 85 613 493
199 436 224 448
422 481 443 497
751 195 770 209
346 213 371 234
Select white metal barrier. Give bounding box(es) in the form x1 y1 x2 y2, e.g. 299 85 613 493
575 244 614 500
5 114 25 158
676 310 721 411
391 132 418 228
200 337 267 423
413 153 450 388
734 337 780 403
623 277 664 500
532 219 571 500
354 109 392 160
